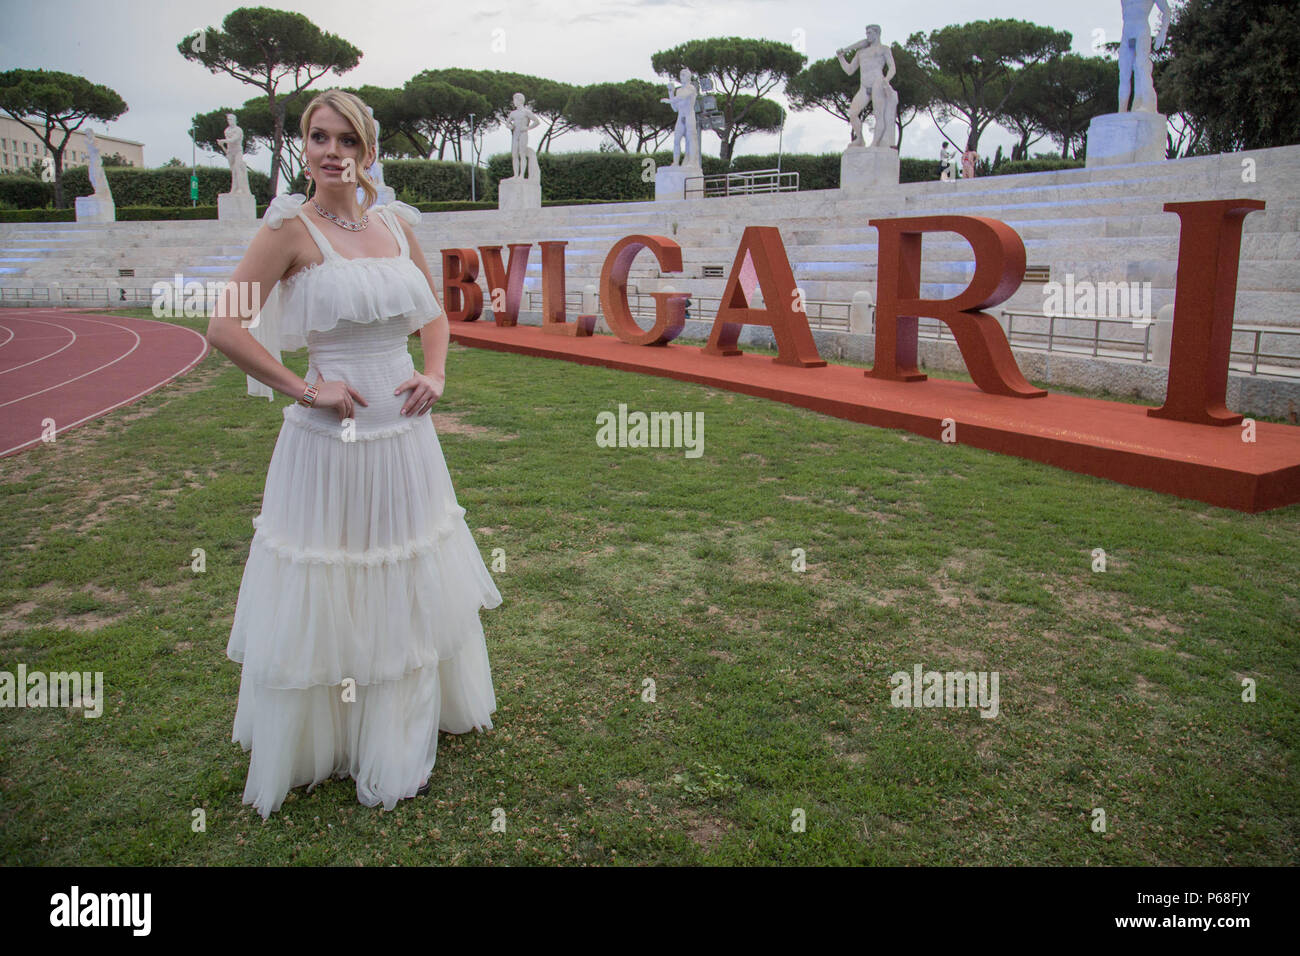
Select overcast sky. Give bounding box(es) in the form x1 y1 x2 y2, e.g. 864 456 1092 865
1 0 1139 187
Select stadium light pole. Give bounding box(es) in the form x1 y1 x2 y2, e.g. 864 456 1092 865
191 128 196 207
777 114 784 174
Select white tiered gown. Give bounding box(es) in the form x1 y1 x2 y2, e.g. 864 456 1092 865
226 194 502 819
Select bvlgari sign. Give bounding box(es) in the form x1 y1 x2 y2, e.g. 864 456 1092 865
438 199 1299 513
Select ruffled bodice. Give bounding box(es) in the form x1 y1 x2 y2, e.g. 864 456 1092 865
244 194 443 399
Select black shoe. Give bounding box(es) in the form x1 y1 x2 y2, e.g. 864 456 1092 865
415 779 430 797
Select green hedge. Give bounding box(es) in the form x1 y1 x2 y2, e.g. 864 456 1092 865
989 157 1086 176
289 157 681 204
0 204 275 223
727 153 837 190
0 206 68 222
0 150 1089 221
903 157 948 183
724 153 945 187
0 197 648 222
476 150 1015 196
0 165 272 209
482 150 728 202
0 174 53 209
285 158 491 205
407 200 495 213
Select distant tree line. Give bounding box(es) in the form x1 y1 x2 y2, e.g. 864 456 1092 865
0 0 1294 207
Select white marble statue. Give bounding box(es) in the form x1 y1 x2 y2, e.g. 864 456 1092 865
1085 0 1172 167
661 69 701 167
837 24 898 149
357 105 394 206
1118 0 1171 113
75 128 115 222
84 129 113 202
216 113 251 196
507 93 541 180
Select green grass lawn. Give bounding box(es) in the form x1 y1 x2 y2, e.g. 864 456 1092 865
1 308 1297 865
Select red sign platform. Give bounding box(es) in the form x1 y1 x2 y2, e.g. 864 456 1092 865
440 200 1300 513
448 320 1300 513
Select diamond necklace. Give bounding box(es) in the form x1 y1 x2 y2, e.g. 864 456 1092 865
310 198 368 232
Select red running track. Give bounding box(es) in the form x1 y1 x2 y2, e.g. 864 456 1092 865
0 308 209 459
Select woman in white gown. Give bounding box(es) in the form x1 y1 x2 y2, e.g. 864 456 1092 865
205 90 501 819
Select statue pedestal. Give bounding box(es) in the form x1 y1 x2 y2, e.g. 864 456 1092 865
655 163 704 201
498 177 541 211
217 192 257 222
75 195 115 223
1151 304 1175 367
840 146 900 193
1085 112 1168 168
849 290 875 334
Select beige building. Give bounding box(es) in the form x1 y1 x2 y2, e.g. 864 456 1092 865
0 116 144 175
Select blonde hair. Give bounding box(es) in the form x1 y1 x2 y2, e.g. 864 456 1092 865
300 89 378 210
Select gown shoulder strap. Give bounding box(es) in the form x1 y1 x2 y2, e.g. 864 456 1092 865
295 208 343 264
262 192 339 264
381 201 423 258
375 204 409 258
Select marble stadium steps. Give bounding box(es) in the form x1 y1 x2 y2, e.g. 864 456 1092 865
0 222 254 280
0 217 1286 310
534 160 1297 324
1 145 1294 333
0 156 1282 278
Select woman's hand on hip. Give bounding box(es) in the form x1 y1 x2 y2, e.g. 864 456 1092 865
313 377 368 422
395 371 444 416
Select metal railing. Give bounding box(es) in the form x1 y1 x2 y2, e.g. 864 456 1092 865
514 290 1298 379
999 310 1155 361
521 288 851 331
682 168 800 198
0 287 50 305
0 286 189 309
1234 325 1300 376
7 281 1298 379
521 289 586 315
998 310 1300 378
682 292 849 330
58 287 160 307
